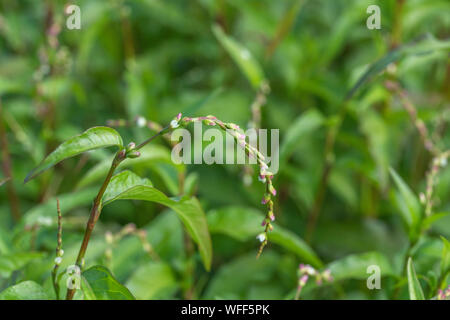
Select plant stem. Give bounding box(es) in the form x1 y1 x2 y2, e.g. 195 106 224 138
65 128 168 300
65 152 124 300
0 99 21 221
305 103 347 242
52 199 63 300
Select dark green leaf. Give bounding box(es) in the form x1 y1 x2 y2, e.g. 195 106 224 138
82 265 135 300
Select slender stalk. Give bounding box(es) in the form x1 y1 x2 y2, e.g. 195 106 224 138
52 199 63 300
65 152 124 300
0 99 21 221
305 103 347 242
66 128 168 300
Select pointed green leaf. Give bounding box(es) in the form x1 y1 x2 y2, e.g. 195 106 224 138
389 167 422 238
102 176 212 271
207 207 322 268
82 265 135 300
212 24 265 90
280 109 324 164
25 127 123 182
347 34 450 99
0 281 49 300
407 257 425 300
441 236 450 276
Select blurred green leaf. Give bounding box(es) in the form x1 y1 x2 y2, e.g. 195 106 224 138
207 206 322 268
280 109 324 164
407 257 425 300
0 252 45 278
327 252 395 281
347 34 450 99
440 236 450 276
389 167 422 240
82 265 135 300
21 187 98 227
0 281 49 300
76 145 179 190
212 24 266 90
25 127 123 182
126 262 177 299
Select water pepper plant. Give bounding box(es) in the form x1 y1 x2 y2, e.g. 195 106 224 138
24 113 277 300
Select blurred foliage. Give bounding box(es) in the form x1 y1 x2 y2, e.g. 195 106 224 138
0 0 449 300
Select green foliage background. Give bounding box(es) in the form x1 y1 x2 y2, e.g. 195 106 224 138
0 0 449 300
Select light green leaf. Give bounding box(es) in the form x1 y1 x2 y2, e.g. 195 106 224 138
82 265 135 300
389 167 422 240
440 236 450 276
126 262 177 299
0 281 49 300
207 206 322 268
212 24 265 90
423 212 450 229
103 180 212 271
25 127 123 182
280 109 324 164
407 257 425 300
327 252 395 281
0 252 45 278
21 187 98 227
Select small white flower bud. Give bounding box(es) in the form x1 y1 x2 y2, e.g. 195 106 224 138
256 233 266 243
136 116 147 128
54 257 62 265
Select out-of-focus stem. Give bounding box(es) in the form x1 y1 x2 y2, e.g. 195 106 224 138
52 199 63 300
0 99 20 221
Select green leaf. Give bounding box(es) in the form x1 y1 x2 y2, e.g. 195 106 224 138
126 262 177 299
203 251 282 299
0 281 49 300
102 170 152 204
422 212 450 229
25 127 123 182
347 34 450 99
212 24 265 90
327 252 395 281
0 252 45 278
407 257 425 300
82 265 135 300
440 236 450 276
280 109 325 164
103 176 212 271
389 167 422 240
21 187 98 227
207 206 322 268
